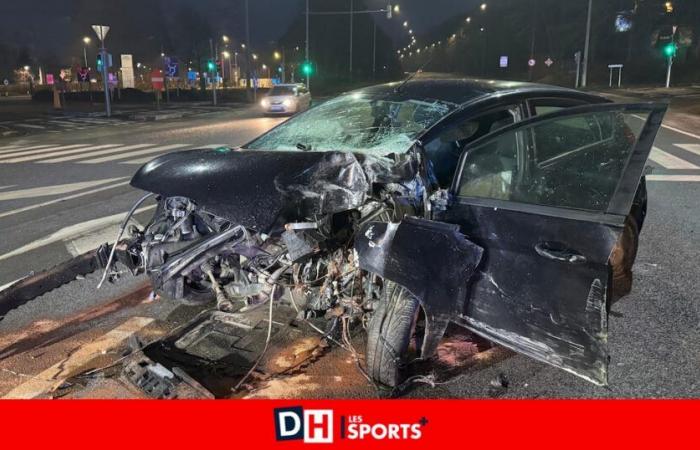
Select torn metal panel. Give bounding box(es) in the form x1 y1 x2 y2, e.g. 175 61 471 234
355 217 484 357
131 149 419 233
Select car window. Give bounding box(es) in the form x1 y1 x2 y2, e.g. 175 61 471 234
457 110 648 212
529 98 589 117
424 106 519 187
270 86 296 96
246 91 456 154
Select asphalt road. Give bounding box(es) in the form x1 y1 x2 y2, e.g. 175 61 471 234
0 102 697 398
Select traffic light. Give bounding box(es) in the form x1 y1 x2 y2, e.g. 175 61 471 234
301 61 314 77
663 42 677 58
207 59 215 72
96 54 103 70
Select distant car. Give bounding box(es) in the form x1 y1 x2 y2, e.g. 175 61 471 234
260 83 311 115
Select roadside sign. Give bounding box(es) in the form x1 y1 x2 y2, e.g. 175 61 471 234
528 58 536 67
2 79 8 86
151 70 164 90
545 57 554 67
108 73 119 87
77 67 90 82
45 74 54 85
499 56 509 68
91 25 110 42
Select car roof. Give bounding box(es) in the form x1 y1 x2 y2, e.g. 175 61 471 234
352 76 605 106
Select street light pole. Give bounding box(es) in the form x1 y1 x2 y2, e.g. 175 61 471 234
581 0 593 88
372 22 377 80
210 38 217 106
349 0 354 78
305 0 310 89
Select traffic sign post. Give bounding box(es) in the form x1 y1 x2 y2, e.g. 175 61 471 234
151 70 164 110
608 64 623 88
91 24 111 117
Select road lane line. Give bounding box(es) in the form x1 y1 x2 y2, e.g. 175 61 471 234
1 144 122 163
0 144 52 155
79 143 191 163
647 174 700 182
40 143 154 163
674 143 700 157
0 144 91 160
0 205 155 261
648 146 699 170
2 317 155 399
12 123 45 129
0 180 130 219
0 178 126 201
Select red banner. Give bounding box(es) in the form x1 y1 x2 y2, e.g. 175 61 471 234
1 400 697 448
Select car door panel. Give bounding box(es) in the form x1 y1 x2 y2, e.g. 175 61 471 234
438 103 666 385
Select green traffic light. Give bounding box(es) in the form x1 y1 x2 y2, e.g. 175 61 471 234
301 62 313 76
663 43 677 57
207 60 215 71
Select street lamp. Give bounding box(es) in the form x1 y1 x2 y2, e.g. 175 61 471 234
273 51 281 60
222 35 230 43
466 17 471 23
480 3 487 11
82 36 91 67
403 21 408 27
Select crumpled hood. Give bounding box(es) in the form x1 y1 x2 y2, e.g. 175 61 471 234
131 148 418 232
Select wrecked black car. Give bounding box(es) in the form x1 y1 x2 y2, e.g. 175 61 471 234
101 78 666 388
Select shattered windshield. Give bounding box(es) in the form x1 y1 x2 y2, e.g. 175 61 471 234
245 91 456 155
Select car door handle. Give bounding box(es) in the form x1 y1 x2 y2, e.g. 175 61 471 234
535 242 587 264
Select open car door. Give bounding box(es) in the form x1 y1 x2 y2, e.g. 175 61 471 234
439 103 666 385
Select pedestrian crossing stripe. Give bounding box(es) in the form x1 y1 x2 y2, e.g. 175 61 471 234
649 146 699 170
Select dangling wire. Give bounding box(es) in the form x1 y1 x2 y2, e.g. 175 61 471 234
97 193 154 289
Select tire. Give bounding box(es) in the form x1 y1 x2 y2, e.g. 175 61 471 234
610 214 639 301
366 281 421 387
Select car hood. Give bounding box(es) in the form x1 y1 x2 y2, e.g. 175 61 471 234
130 148 419 232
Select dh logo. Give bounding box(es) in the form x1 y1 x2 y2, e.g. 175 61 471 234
274 407 333 443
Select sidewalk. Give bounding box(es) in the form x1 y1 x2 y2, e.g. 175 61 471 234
592 85 700 135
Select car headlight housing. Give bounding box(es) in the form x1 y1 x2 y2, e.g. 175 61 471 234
261 99 270 108
283 99 294 108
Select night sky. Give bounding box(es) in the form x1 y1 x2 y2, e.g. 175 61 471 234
0 0 481 60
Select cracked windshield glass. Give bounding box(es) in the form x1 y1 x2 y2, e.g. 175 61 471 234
246 92 455 154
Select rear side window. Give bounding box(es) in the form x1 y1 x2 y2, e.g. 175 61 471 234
457 110 647 212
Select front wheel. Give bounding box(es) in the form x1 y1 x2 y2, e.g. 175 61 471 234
366 281 420 388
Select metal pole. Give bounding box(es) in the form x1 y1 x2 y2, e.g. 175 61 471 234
246 0 253 100
101 45 111 117
666 56 673 88
581 0 593 88
349 0 354 78
210 38 217 106
83 46 88 67
305 0 310 89
372 22 376 80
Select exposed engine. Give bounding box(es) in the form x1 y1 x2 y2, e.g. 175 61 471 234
113 187 412 322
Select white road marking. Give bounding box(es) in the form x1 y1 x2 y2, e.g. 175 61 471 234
0 180 130 219
0 276 28 293
647 174 700 182
674 143 700 157
0 144 52 155
0 185 16 190
40 143 154 163
649 146 699 170
0 178 126 201
0 144 91 160
2 317 155 399
12 123 46 129
1 144 122 163
46 120 81 128
0 205 155 262
80 143 191 164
